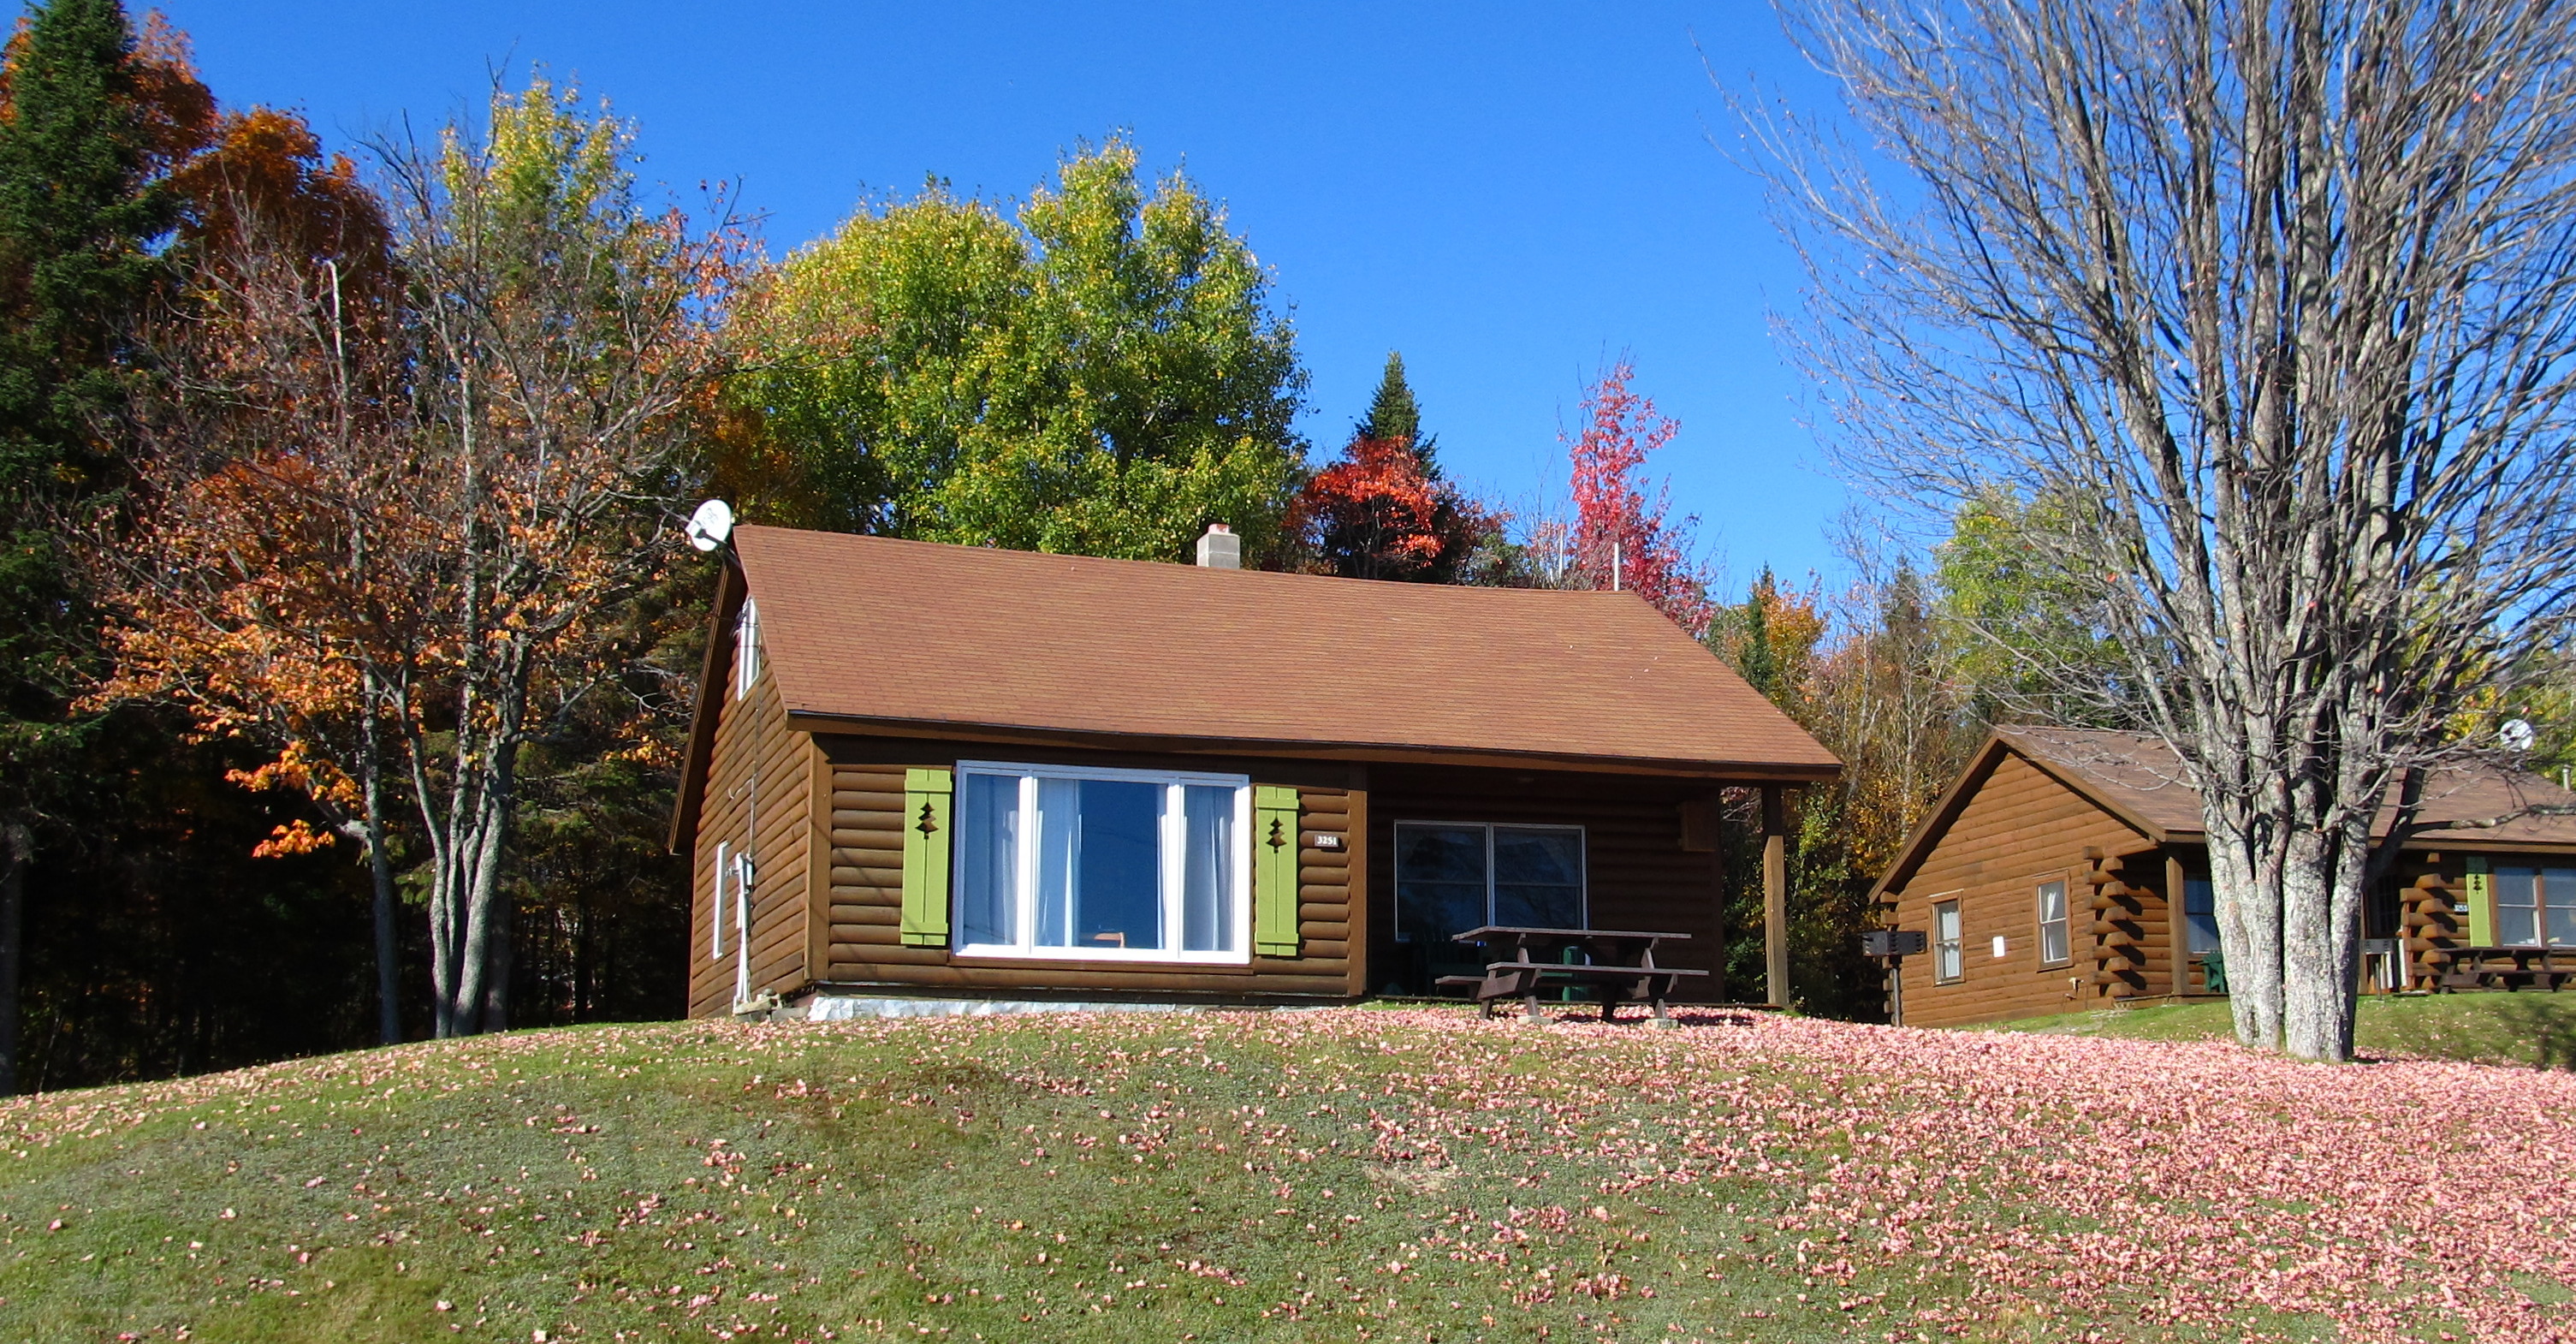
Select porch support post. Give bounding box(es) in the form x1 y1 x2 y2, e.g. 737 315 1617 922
1761 786 1789 1008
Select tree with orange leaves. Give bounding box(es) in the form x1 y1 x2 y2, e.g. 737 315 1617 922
362 77 736 1037
95 119 417 1044
102 75 738 1039
1285 357 1501 582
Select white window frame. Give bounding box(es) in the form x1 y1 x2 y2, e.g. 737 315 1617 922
711 841 729 958
951 759 1253 966
1391 821 1589 941
733 599 761 701
1932 897 1964 984
2035 878 2071 966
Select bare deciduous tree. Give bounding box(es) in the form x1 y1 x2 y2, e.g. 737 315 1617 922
1749 0 2576 1058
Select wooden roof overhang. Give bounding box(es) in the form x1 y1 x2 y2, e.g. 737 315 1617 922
777 708 1843 783
669 556 751 854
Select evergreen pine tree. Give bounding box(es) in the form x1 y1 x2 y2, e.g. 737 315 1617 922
1356 350 1438 475
0 0 192 1094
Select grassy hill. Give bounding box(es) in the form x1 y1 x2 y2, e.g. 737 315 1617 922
1 1005 2570 1343
1995 990 2576 1069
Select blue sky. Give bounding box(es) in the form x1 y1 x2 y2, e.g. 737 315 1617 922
164 1 1855 590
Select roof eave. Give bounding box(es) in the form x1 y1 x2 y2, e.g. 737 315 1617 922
777 709 1843 782
667 556 747 856
1868 731 2178 902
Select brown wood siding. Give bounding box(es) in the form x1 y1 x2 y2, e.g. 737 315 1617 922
1365 764 1727 998
686 650 816 1019
811 736 1362 1002
1888 752 2155 1026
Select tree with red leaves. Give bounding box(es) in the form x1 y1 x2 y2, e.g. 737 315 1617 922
1287 433 1498 582
1565 358 1709 633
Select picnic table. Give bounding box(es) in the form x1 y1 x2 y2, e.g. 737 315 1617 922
2437 946 2576 992
1438 925 1708 1026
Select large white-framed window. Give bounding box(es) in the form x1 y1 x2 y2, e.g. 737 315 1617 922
1932 898 1964 983
1392 822 1587 944
951 760 1251 964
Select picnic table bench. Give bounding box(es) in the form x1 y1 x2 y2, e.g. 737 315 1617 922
1435 925 1708 1026
2437 946 2576 992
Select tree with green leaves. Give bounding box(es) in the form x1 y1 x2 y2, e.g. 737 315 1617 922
730 136 1307 562
1930 489 2128 727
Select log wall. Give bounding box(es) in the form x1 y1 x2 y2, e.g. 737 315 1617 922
1887 752 2159 1026
1364 764 1728 999
807 737 1367 1002
686 648 816 1019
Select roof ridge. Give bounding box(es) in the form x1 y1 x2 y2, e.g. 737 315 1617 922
733 524 1645 605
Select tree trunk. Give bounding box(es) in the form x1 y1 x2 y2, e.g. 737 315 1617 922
361 672 401 1046
426 757 516 1038
478 896 511 1033
2205 818 2284 1052
2282 826 2369 1062
0 823 27 1097
367 813 401 1045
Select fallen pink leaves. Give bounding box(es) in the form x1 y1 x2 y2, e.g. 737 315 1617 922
3 1006 2567 1340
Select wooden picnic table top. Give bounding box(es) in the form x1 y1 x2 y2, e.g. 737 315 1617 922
1453 925 1694 947
1442 927 1703 1025
2447 946 2576 962
1452 926 1695 973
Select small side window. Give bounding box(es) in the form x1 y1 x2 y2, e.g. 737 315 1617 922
734 599 761 701
1932 900 1963 983
2036 879 2070 966
711 841 730 958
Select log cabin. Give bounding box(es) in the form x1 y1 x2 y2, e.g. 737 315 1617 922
1871 727 2576 1026
671 523 1841 1019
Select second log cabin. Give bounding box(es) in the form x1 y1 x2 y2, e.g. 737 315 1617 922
1871 727 2576 1026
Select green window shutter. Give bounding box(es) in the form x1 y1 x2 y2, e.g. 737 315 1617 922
1253 785 1302 958
2463 854 2494 947
900 768 955 948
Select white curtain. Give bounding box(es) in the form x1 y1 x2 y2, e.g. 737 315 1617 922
1034 776 1082 949
957 773 1021 948
1182 785 1233 952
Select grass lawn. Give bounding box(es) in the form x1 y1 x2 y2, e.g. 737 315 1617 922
1995 990 2576 1069
0 1006 2570 1343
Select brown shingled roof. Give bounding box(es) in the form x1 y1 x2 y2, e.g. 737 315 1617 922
727 526 1839 777
2003 726 2576 848
1872 727 2576 901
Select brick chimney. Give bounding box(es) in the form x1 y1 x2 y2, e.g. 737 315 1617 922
1194 522 1240 569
